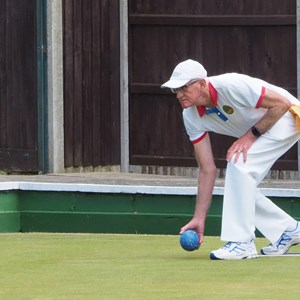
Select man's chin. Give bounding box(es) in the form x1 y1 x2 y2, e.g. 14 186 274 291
181 102 191 109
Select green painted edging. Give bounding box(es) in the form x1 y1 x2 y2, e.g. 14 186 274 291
0 190 300 235
21 212 194 234
0 192 21 232
19 191 198 234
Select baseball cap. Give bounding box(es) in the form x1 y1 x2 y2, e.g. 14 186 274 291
161 59 207 89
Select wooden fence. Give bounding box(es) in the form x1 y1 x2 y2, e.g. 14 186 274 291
128 0 297 170
0 0 298 173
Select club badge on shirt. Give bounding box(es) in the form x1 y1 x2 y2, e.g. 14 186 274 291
222 105 234 114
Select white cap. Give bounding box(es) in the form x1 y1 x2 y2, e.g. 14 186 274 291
161 59 207 89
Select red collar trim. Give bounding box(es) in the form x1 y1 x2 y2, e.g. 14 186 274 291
196 106 206 117
196 82 218 117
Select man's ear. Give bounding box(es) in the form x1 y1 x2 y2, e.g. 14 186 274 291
199 79 207 88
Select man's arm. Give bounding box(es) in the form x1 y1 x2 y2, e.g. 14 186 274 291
180 133 217 243
251 88 292 133
227 88 292 163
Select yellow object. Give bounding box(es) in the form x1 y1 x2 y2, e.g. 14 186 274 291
289 105 300 131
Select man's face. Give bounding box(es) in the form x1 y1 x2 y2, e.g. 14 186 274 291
174 80 210 109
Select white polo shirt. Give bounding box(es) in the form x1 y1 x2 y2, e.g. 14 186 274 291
183 73 299 144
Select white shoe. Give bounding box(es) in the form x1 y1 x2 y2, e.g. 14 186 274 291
261 222 300 256
210 240 258 260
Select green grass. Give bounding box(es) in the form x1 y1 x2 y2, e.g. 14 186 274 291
0 233 299 300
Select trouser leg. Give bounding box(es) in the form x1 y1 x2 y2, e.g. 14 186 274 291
220 130 300 243
221 162 257 242
255 191 295 244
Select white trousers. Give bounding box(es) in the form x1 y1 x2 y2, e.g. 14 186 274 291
221 112 300 244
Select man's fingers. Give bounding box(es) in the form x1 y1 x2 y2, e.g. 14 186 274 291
242 151 248 163
179 225 189 234
226 148 235 161
227 147 248 163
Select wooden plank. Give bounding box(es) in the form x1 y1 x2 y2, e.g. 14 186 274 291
73 0 84 167
98 0 120 166
0 0 7 149
91 0 102 166
130 84 297 98
62 0 75 167
130 155 298 171
108 0 121 164
99 0 112 165
129 14 296 26
6 0 20 149
129 0 296 15
82 0 93 166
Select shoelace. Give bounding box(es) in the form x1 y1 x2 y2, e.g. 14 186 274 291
223 242 235 249
267 233 293 250
222 242 246 253
275 233 292 249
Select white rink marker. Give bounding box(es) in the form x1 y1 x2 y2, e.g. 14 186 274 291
258 252 300 257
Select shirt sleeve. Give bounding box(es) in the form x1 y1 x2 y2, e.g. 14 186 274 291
183 109 207 144
218 74 266 108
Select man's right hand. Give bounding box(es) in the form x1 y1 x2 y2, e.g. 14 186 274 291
180 218 204 244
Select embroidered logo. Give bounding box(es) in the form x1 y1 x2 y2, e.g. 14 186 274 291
222 105 234 114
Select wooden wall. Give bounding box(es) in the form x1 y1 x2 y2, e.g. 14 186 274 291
63 0 120 168
128 0 297 170
0 0 297 173
0 0 38 172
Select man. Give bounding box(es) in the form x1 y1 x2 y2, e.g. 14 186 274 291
161 59 300 260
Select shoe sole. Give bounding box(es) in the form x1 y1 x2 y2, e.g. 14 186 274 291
210 253 258 260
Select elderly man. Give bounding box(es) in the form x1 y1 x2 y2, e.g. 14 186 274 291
162 59 300 260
